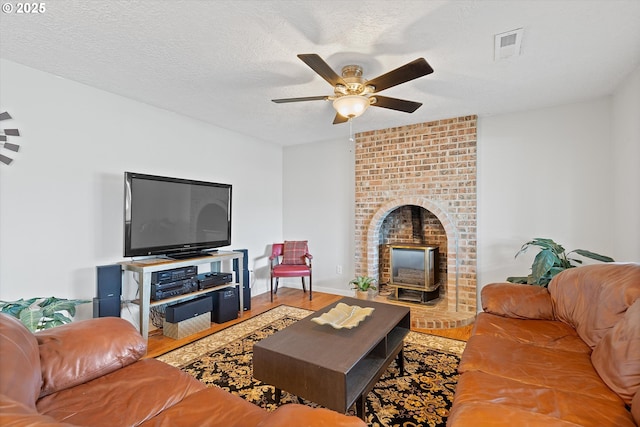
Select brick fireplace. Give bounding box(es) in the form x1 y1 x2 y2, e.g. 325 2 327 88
354 115 477 326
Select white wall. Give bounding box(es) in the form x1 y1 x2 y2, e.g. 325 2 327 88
0 60 284 319
477 98 616 287
283 92 639 304
611 66 640 261
282 137 355 297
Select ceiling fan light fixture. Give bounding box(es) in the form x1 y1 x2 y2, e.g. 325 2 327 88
275 54 434 125
333 95 370 119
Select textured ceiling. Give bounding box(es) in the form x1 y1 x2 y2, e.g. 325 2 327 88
1 0 640 145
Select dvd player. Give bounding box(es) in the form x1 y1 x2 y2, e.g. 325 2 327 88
197 272 233 290
151 266 197 285
151 279 198 301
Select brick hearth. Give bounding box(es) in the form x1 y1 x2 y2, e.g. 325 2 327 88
354 115 477 327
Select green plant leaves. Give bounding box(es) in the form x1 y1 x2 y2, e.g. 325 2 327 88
531 249 558 283
0 297 89 331
41 298 87 318
0 298 30 317
507 238 614 287
19 307 45 332
349 276 377 291
571 249 615 263
40 312 70 330
505 276 529 284
515 238 565 259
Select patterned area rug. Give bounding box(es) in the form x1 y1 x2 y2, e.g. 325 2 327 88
158 306 465 427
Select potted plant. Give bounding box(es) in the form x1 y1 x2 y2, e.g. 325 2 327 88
506 238 615 287
0 297 90 332
350 276 377 300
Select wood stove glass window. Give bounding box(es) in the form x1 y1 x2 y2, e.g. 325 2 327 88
390 245 438 291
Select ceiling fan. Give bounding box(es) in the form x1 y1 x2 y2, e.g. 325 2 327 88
272 54 434 124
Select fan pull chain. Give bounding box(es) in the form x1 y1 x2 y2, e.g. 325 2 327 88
349 119 354 142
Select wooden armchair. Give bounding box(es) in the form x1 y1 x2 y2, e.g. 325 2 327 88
269 241 312 302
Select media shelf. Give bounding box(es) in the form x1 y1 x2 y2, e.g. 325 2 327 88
131 284 234 308
120 251 244 340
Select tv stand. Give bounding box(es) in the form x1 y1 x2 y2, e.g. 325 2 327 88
120 251 244 340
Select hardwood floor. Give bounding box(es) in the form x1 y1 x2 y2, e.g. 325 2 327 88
146 289 472 358
416 323 474 341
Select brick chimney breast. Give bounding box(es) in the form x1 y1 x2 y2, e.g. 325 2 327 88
354 116 477 318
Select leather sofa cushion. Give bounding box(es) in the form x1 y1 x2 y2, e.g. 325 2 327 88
36 317 147 398
138 385 368 427
0 314 43 409
448 371 636 427
632 388 640 425
0 395 77 426
472 312 591 354
255 404 369 427
591 298 640 406
549 263 640 349
447 401 582 427
139 386 267 427
458 334 621 402
481 282 554 320
36 359 205 426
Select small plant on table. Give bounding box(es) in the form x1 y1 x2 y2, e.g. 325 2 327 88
350 276 377 300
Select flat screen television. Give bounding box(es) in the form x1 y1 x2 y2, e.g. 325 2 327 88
124 172 232 259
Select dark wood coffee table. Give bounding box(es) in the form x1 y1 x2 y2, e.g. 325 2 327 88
253 297 410 419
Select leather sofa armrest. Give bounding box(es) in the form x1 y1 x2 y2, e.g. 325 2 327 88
36 317 147 398
481 282 554 320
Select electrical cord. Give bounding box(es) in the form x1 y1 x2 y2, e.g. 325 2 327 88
150 304 166 329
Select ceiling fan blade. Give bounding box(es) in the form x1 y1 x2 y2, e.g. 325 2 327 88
297 54 346 87
367 58 434 93
333 113 349 125
371 95 422 113
272 96 329 103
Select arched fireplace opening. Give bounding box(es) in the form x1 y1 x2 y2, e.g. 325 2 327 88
378 205 447 304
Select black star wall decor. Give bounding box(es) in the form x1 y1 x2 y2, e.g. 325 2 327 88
0 111 21 165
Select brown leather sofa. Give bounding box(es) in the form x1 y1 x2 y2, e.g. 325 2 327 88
447 263 640 427
0 312 367 427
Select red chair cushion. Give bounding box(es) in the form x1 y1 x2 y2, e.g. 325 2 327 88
273 264 311 277
283 240 308 265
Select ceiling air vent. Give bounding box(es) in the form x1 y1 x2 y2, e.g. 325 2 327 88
494 28 523 61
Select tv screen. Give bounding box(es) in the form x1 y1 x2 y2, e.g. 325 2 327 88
124 172 232 258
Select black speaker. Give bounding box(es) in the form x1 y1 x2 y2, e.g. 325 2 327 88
211 288 238 323
94 265 122 318
165 296 213 324
96 264 122 298
233 248 250 311
93 297 121 318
